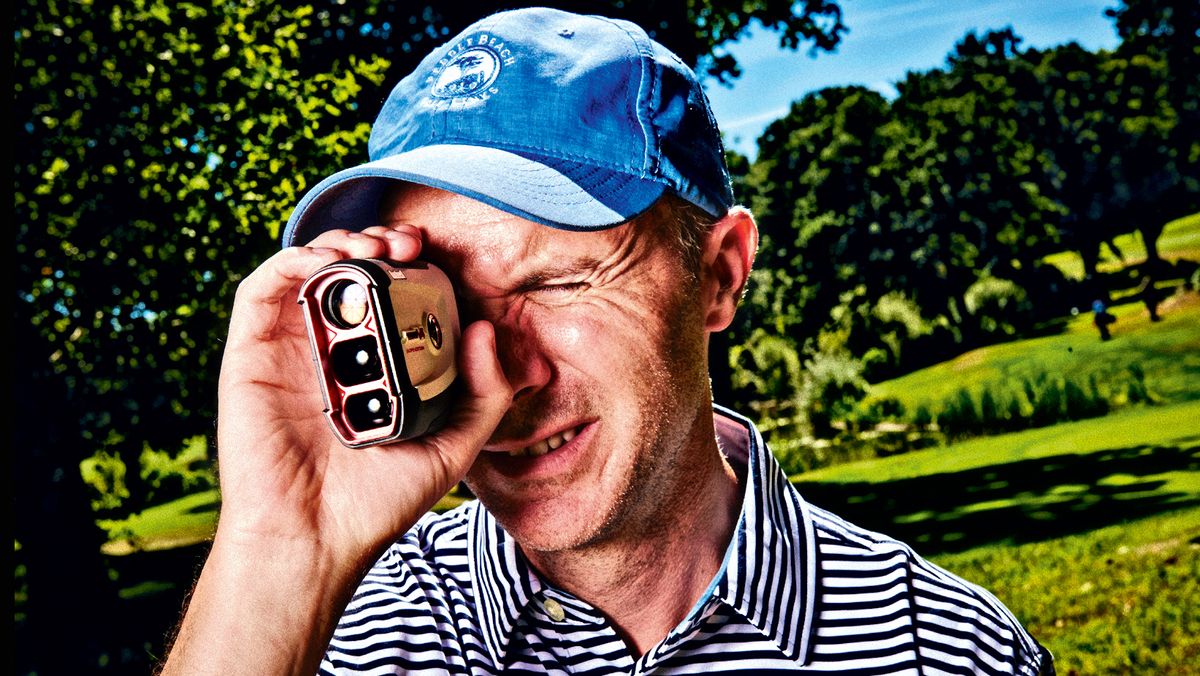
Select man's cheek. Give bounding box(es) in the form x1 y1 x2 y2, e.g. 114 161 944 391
535 320 585 353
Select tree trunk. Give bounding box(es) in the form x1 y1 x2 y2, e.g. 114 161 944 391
1140 222 1164 270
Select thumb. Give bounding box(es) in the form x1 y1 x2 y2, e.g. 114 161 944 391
420 320 512 480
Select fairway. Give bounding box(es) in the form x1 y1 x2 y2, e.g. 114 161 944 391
793 399 1200 553
792 401 1200 674
1042 212 1200 280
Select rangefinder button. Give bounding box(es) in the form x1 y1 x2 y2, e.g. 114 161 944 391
426 313 443 349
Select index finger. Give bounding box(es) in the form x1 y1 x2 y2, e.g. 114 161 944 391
306 225 424 263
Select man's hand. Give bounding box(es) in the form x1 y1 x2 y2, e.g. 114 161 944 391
161 226 511 674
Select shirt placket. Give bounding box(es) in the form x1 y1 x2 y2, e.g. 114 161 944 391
532 589 636 674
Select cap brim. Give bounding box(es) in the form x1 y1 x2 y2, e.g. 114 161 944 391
281 144 666 247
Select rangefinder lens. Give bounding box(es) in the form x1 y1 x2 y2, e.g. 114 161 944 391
344 390 392 432
330 336 383 386
324 280 369 328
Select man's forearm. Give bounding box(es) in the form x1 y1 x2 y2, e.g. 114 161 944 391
160 534 362 675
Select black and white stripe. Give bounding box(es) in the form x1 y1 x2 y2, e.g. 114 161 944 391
320 406 1052 674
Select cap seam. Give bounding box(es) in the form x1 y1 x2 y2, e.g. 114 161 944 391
598 16 659 180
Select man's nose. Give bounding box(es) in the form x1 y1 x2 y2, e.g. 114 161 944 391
490 317 552 401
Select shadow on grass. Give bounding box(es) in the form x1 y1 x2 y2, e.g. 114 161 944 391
793 440 1200 556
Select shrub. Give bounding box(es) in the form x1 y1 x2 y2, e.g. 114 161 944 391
138 435 216 504
912 404 934 428
924 366 1150 443
938 387 980 440
79 450 131 512
1123 363 1152 404
1030 374 1067 427
964 275 1032 338
847 396 907 430
798 349 869 438
730 329 804 404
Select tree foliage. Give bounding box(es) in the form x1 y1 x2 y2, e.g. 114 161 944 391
734 0 1199 444
14 2 391 671
13 1 845 672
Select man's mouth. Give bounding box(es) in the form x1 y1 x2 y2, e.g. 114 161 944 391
487 423 586 458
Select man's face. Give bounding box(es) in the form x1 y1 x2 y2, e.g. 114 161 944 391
380 186 715 554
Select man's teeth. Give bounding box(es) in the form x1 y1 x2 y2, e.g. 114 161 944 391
508 427 579 457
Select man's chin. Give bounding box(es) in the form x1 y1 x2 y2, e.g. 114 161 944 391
469 487 610 554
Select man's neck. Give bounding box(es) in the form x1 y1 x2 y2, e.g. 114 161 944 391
522 420 744 657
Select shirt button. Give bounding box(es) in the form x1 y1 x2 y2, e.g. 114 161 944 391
543 598 565 622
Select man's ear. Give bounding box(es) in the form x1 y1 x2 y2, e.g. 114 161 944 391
700 207 758 332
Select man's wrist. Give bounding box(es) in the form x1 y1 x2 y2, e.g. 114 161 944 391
161 529 367 674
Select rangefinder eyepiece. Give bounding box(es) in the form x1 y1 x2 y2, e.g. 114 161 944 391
298 258 460 447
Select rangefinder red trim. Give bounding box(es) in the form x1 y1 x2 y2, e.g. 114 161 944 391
297 258 460 447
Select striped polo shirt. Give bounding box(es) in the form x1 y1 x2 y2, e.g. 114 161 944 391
320 406 1053 674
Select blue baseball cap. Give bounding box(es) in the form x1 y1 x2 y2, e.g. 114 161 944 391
281 7 734 247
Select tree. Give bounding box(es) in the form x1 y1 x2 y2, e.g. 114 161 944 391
749 86 895 348
14 2 387 671
887 29 1068 344
13 1 845 671
1104 0 1200 267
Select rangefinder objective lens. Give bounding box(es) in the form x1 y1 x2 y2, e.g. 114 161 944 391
345 390 393 432
324 280 369 328
330 336 384 385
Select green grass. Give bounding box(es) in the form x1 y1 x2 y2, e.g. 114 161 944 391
97 484 470 554
931 507 1200 674
868 290 1200 413
799 399 1200 485
791 401 1200 674
1043 212 1200 280
97 274 1199 671
98 489 219 555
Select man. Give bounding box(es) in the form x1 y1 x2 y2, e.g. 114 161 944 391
163 8 1053 674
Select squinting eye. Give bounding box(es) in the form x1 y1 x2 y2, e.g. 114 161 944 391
532 282 592 300
536 282 587 294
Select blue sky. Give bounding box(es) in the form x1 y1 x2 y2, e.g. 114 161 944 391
704 0 1122 159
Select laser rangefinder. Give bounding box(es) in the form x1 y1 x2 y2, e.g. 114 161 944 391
298 258 460 448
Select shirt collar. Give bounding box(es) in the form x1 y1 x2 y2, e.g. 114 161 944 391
467 405 817 667
468 504 543 665
709 404 817 665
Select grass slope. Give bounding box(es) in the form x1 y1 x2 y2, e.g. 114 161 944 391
869 290 1200 411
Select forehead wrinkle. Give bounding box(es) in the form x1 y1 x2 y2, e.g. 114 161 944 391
439 221 566 292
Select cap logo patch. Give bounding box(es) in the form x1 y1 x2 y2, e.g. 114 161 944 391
428 35 516 103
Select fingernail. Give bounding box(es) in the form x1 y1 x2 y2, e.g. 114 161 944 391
385 228 417 241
